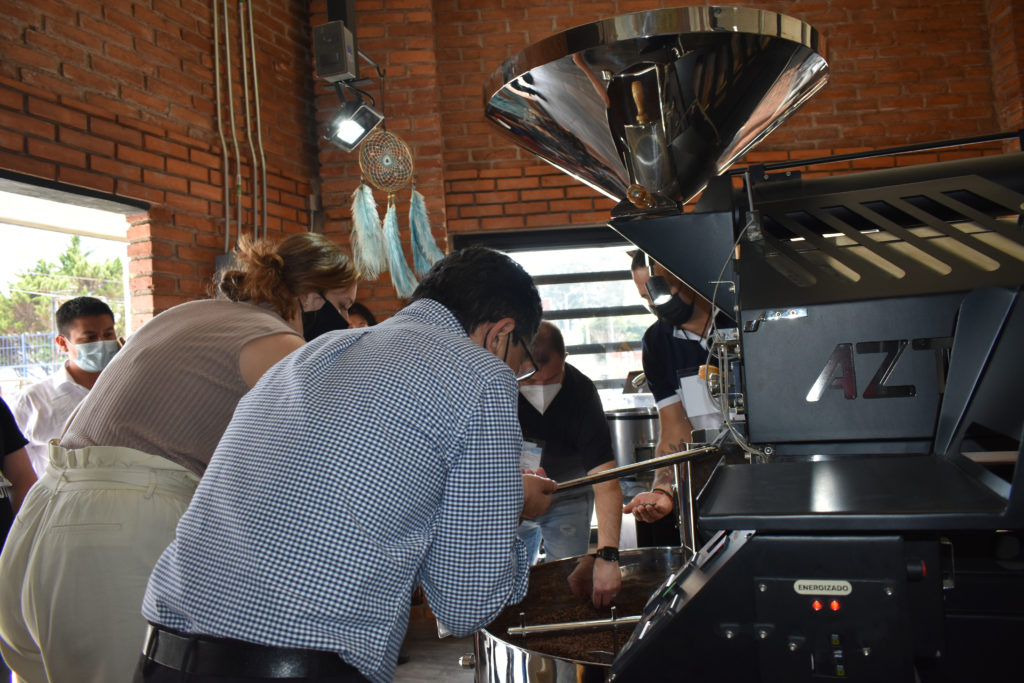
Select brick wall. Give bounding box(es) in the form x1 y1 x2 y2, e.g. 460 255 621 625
1 1 1021 323
1 0 318 327
311 0 447 320
986 0 1024 130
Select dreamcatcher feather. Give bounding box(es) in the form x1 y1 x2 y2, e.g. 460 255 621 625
350 129 442 298
409 184 444 275
383 194 418 297
349 183 386 279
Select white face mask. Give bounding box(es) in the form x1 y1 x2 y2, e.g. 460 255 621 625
73 339 119 373
519 383 562 414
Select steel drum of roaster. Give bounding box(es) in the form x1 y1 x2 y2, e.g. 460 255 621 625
473 547 687 682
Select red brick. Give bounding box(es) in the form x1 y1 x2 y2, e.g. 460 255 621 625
102 6 155 42
164 191 210 215
60 63 119 96
58 127 115 156
56 165 115 193
121 86 170 114
27 97 88 129
520 188 564 202
90 155 142 182
175 244 218 264
0 128 23 151
143 169 189 193
24 28 92 66
116 144 166 170
88 118 143 146
116 180 166 205
27 138 86 166
0 108 56 139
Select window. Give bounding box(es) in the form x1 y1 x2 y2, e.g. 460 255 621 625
0 188 134 396
454 227 656 411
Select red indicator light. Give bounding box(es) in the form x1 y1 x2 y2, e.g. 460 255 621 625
830 600 841 611
812 600 823 611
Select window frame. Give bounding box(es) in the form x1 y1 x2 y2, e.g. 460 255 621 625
452 227 651 396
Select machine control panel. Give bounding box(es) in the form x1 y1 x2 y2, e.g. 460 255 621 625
611 534 924 682
753 575 908 680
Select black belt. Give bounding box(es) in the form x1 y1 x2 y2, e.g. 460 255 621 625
142 625 363 679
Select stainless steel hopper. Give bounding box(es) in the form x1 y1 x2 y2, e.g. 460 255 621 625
484 6 829 213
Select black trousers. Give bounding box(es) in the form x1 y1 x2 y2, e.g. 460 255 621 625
1 495 13 547
132 626 370 683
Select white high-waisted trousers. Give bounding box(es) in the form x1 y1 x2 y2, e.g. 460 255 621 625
0 442 198 683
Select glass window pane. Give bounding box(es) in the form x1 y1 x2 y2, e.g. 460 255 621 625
537 280 642 313
506 243 655 411
510 245 636 276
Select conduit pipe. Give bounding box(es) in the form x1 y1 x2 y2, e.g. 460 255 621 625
247 1 268 240
238 0 259 240
213 0 231 253
222 0 243 244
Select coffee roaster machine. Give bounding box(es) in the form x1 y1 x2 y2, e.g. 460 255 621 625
478 6 1024 682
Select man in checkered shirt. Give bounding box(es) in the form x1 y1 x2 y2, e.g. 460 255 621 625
135 247 556 683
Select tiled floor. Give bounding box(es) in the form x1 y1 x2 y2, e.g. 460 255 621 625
393 618 477 682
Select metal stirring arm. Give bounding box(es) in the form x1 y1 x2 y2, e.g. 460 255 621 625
555 446 716 491
507 614 642 636
556 445 718 558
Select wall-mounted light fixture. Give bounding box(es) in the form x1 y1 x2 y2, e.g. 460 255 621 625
314 18 386 153
325 89 384 152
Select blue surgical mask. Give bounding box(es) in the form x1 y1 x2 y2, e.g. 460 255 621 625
74 339 119 373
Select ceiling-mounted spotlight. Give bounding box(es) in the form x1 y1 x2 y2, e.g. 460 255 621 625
325 97 383 151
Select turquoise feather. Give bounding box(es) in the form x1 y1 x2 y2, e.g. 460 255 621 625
409 186 445 275
350 182 387 279
383 198 418 298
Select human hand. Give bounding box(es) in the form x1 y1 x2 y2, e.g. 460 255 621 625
591 555 622 609
567 555 594 601
520 472 557 520
623 489 673 523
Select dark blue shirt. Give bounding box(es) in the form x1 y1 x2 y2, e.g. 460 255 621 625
641 320 708 405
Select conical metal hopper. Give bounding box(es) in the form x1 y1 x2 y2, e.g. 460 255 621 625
484 6 829 214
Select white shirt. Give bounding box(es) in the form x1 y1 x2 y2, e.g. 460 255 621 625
670 325 722 430
11 361 89 476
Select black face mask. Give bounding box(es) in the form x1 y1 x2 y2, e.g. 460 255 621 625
301 299 349 341
646 276 695 327
653 292 695 327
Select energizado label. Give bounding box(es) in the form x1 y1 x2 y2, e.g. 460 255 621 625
793 580 853 595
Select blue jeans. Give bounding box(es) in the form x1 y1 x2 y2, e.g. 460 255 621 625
517 491 594 564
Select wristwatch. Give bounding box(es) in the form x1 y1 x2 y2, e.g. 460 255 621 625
594 546 619 562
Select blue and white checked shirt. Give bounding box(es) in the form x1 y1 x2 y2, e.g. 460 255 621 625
142 299 530 683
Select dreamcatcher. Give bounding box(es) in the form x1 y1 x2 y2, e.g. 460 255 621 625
351 129 444 298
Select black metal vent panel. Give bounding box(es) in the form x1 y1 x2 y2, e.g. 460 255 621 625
737 154 1024 310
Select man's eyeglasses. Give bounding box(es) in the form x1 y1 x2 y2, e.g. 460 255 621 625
505 333 537 382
